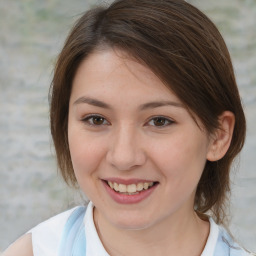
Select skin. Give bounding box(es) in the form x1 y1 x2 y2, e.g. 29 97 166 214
4 48 234 256
68 48 234 256
2 234 33 256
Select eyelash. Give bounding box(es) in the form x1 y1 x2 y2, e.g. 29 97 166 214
81 115 174 128
81 114 110 126
147 116 174 127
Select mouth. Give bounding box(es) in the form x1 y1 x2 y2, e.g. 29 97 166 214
105 180 158 195
102 179 159 204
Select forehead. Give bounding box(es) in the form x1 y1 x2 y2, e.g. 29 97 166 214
71 48 180 102
70 48 205 130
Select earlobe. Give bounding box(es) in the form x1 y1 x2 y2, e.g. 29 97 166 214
207 111 235 162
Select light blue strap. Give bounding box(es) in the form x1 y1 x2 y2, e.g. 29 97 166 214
214 227 248 256
58 206 87 256
72 224 86 256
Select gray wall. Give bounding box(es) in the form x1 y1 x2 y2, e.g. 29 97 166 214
0 0 255 252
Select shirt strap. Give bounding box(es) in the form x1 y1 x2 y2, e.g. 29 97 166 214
58 206 87 256
214 227 251 256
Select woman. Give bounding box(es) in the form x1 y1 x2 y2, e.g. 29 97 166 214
4 0 253 255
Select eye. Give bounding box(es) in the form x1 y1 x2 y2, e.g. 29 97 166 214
147 116 174 127
81 115 110 126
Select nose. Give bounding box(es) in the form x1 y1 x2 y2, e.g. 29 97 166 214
106 125 146 171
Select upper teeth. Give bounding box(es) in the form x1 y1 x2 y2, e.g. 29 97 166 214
107 181 154 193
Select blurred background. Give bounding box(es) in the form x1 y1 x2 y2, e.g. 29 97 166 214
0 0 255 253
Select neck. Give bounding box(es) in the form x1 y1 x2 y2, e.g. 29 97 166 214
94 207 210 256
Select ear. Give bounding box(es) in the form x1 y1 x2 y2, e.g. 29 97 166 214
207 111 235 162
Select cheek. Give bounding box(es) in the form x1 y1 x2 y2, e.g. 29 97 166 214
68 129 106 179
148 135 208 211
148 132 208 181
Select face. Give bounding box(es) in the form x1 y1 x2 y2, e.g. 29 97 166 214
68 49 214 230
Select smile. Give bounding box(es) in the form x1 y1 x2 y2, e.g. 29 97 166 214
102 179 159 204
107 181 155 195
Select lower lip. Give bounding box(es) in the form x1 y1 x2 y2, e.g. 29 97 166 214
102 181 158 204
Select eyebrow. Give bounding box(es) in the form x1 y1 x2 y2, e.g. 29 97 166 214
139 101 184 110
73 96 184 110
74 97 111 109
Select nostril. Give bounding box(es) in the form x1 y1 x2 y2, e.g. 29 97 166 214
106 149 146 171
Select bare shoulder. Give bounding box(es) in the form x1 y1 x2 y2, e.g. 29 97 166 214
2 234 33 256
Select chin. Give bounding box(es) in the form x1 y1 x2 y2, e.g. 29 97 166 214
108 212 154 231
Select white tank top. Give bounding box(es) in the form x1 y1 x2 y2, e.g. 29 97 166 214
27 201 252 256
27 202 108 256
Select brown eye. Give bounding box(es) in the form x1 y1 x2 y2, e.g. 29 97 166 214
153 117 167 126
92 116 105 125
82 115 109 126
148 116 173 127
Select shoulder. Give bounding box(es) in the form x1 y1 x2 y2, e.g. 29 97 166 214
3 206 85 256
28 206 80 235
216 225 255 256
204 218 255 256
29 206 85 255
2 234 33 256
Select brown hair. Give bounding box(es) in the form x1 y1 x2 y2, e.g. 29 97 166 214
50 0 246 225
